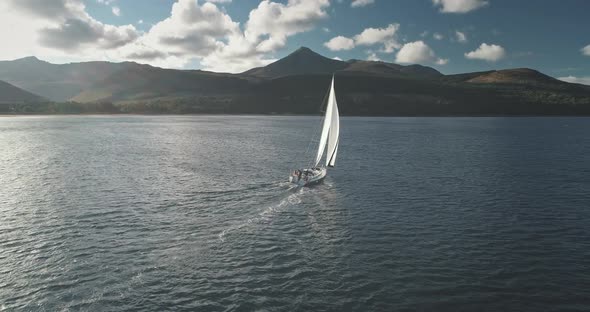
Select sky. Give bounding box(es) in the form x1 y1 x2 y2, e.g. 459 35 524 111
1 0 589 84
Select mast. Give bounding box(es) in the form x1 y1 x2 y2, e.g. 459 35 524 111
313 75 335 168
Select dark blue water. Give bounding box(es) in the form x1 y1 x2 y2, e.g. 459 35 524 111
1 116 590 311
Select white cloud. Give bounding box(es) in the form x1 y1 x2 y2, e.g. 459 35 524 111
354 23 399 51
332 56 342 61
465 43 506 61
351 0 374 8
200 0 330 72
558 76 590 86
112 6 120 16
324 36 355 51
582 44 590 56
245 0 329 51
432 0 488 13
366 52 380 61
124 0 329 71
0 0 331 72
141 0 239 57
137 19 143 24
324 23 399 53
0 0 139 57
433 33 443 40
207 0 232 3
395 40 447 65
455 30 467 43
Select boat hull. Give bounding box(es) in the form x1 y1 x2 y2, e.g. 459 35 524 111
289 167 327 187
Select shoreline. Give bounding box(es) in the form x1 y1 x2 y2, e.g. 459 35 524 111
2 113 590 118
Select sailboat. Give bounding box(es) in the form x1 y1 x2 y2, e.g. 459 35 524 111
289 75 340 187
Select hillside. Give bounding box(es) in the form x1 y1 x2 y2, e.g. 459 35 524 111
74 48 450 103
2 47 590 115
342 60 442 79
467 68 564 85
72 65 251 103
0 80 44 103
0 57 136 101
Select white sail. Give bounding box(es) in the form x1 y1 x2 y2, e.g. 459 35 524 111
326 94 339 167
313 76 335 167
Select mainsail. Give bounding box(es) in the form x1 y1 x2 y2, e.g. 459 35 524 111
313 76 339 168
326 93 339 167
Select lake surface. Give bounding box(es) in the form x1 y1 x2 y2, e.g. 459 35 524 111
1 116 590 311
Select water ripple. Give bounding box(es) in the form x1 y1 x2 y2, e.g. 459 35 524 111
1 116 590 311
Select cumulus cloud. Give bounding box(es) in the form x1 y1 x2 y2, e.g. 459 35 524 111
324 23 400 53
455 30 467 43
354 23 399 52
582 44 590 56
433 33 443 40
366 52 380 61
41 18 137 51
141 0 239 57
245 0 329 51
324 36 355 51
432 0 488 13
201 0 330 72
351 0 375 8
112 6 120 16
558 76 590 86
465 43 505 61
3 0 139 54
0 0 331 72
120 0 331 71
395 40 447 65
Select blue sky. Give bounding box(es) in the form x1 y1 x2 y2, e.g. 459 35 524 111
1 0 589 83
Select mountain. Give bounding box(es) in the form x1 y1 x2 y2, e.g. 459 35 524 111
0 80 45 113
2 47 590 115
72 65 250 103
70 48 450 104
243 47 443 79
342 60 442 78
466 68 564 85
244 47 348 78
0 56 135 101
0 80 44 103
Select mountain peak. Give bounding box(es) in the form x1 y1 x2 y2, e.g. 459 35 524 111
285 46 331 61
291 46 315 55
14 56 45 63
243 46 347 78
295 46 312 52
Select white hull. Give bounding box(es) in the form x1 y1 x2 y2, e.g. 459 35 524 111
289 167 327 187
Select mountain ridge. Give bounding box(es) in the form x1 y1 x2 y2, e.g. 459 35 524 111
0 79 45 108
2 47 590 115
0 57 140 102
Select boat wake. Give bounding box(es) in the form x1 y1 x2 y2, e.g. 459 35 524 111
218 184 304 242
